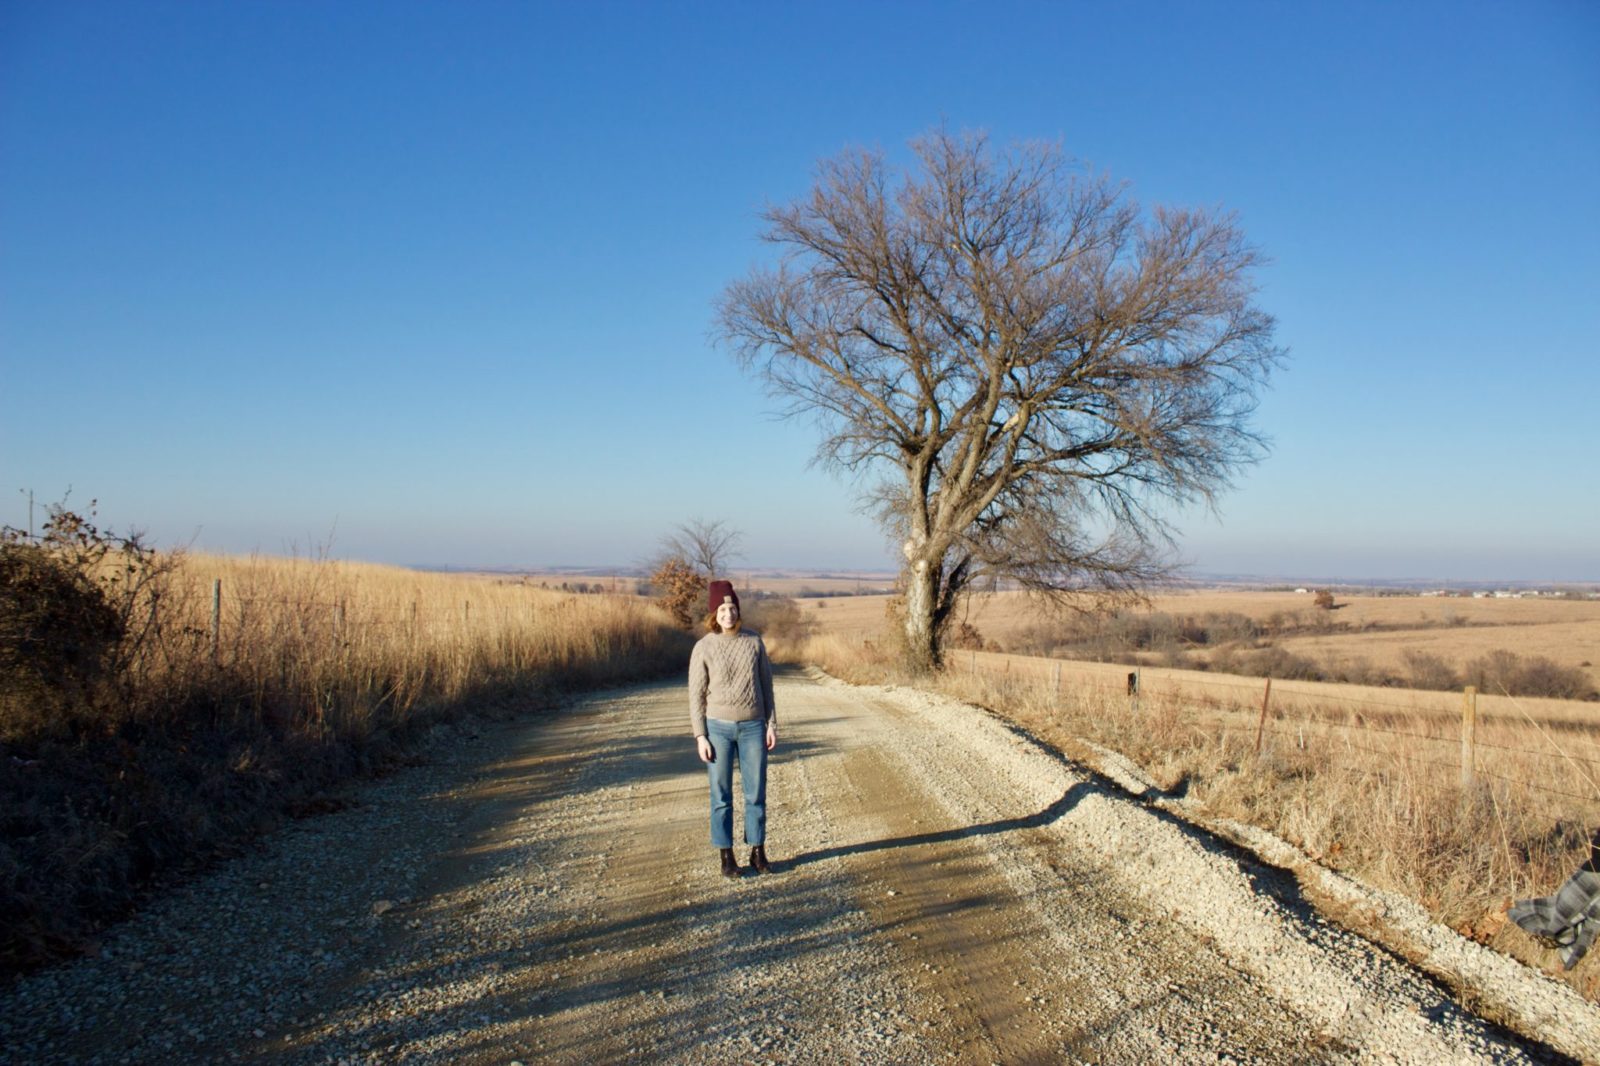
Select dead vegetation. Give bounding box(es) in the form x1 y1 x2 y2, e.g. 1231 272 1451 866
1 513 690 975
998 606 1598 699
779 628 1600 1002
800 589 1600 699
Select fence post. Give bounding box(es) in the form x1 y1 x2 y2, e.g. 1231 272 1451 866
211 579 221 664
1253 677 1273 756
335 599 346 652
1053 661 1061 695
1460 685 1478 788
971 649 976 675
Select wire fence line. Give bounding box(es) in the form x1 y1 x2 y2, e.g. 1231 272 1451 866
958 648 1600 816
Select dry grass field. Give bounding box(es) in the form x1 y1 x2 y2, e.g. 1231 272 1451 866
797 589 1600 690
2 549 691 974
788 591 1600 997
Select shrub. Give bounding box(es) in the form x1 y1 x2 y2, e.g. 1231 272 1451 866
1512 657 1597 700
1326 655 1391 687
1466 649 1598 700
1251 645 1322 681
0 541 122 734
1402 650 1459 691
1203 612 1261 645
944 620 987 651
650 557 707 630
742 595 811 644
0 504 172 742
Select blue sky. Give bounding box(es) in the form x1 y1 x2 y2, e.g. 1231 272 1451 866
3 1 1597 581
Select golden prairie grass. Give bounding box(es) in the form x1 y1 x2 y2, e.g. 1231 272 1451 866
133 553 685 737
783 628 1600 1000
2 551 691 973
796 589 1600 692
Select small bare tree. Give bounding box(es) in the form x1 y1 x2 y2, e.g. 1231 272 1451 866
663 518 744 581
718 128 1282 674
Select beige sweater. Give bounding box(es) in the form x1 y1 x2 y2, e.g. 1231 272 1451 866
688 629 776 738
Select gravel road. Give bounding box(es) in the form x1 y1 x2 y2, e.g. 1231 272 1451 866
2 667 1595 1064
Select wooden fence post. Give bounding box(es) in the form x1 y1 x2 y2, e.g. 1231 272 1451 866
971 650 976 675
1053 661 1061 695
335 599 346 652
1460 685 1478 788
210 579 221 664
1253 677 1273 756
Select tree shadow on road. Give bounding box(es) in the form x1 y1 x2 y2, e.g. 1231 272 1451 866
777 782 1093 870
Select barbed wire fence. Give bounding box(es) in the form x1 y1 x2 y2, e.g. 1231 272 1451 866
956 648 1600 814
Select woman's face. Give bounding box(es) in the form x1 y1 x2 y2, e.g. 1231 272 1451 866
716 602 739 631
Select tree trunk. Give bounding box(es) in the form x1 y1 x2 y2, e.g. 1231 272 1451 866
902 557 941 675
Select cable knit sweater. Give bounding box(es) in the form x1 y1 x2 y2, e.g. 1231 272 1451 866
688 628 776 738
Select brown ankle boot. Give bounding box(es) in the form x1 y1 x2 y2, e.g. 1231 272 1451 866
719 847 742 879
748 845 770 874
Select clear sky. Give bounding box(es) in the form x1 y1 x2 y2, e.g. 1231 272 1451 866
3 1 1597 581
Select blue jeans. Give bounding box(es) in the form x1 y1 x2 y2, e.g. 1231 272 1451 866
705 718 767 848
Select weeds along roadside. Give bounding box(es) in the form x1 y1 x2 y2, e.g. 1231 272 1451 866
779 630 1600 1003
1 542 693 978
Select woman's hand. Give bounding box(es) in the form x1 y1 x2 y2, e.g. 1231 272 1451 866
696 736 714 763
765 721 777 752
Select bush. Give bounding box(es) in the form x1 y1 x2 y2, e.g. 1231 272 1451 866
0 504 171 742
1402 650 1459 691
1325 655 1391 687
944 620 988 651
1255 645 1322 680
0 542 122 734
1211 645 1321 682
1201 612 1260 645
742 595 811 644
1465 649 1597 700
649 558 707 630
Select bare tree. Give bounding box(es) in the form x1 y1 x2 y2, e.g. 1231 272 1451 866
663 518 744 580
717 128 1282 674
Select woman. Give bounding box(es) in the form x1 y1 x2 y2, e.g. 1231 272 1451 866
688 579 777 878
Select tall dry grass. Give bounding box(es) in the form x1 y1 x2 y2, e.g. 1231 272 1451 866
783 630 1600 1000
128 553 686 738
2 551 692 974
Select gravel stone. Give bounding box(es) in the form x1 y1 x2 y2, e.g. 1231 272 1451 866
0 672 1589 1064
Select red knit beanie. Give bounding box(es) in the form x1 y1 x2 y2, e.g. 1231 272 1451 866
707 580 740 616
